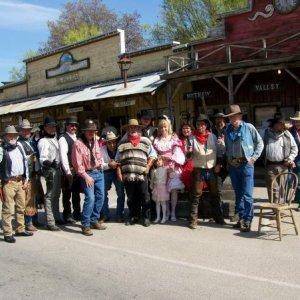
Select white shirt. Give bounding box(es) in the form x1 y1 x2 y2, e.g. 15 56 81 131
38 137 60 166
9 147 25 177
59 132 77 175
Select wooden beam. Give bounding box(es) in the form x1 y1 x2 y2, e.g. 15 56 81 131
234 72 249 95
285 68 300 85
213 77 229 93
228 75 234 104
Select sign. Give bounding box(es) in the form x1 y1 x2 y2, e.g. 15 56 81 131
46 52 90 78
253 83 281 92
184 91 212 100
114 99 136 108
1 117 12 123
66 106 84 114
30 112 43 119
56 73 79 85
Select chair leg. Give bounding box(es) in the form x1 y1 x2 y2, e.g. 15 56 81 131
276 211 282 241
290 209 299 235
258 208 263 233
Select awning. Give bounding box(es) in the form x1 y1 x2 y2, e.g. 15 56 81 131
0 72 165 116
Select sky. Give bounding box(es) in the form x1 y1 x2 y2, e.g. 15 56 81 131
0 0 161 82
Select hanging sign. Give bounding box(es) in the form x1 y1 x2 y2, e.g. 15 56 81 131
30 112 43 119
184 91 212 100
1 117 12 123
253 83 281 92
66 106 84 114
114 99 136 108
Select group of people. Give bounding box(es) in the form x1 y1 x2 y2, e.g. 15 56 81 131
0 104 299 243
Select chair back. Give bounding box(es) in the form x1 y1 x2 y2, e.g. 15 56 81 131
271 172 298 205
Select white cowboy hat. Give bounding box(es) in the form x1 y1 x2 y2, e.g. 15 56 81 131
290 111 300 121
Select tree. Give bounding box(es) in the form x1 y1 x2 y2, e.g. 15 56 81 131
9 50 39 82
41 0 147 52
149 0 247 44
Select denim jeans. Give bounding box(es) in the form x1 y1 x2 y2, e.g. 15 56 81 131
295 160 300 206
101 170 125 219
81 170 104 228
228 162 254 223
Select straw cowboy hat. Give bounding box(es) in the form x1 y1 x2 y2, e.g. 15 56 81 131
19 119 32 130
105 131 119 142
290 111 300 121
3 125 18 135
123 119 144 130
224 105 243 117
81 119 98 131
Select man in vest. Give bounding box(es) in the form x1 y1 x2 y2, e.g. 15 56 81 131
116 119 157 227
18 119 38 231
38 116 63 231
0 125 33 243
100 131 125 222
264 117 298 202
59 116 81 223
290 111 300 211
189 115 225 229
224 105 264 232
72 119 106 236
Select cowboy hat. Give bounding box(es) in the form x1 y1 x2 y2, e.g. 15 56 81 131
19 119 32 130
122 119 144 130
43 116 57 126
224 105 243 117
81 119 98 131
105 131 119 142
4 125 18 135
290 111 300 121
65 116 79 125
213 112 226 119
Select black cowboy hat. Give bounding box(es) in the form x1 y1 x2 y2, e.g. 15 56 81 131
43 116 56 126
66 116 79 125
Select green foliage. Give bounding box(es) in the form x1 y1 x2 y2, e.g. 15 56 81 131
9 50 39 82
62 23 101 45
149 0 248 44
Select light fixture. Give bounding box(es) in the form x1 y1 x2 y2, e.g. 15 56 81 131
118 55 132 88
277 69 282 75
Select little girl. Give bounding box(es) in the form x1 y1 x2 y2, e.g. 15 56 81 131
150 157 169 223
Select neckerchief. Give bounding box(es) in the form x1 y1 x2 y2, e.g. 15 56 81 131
128 134 141 147
81 135 96 166
194 130 210 145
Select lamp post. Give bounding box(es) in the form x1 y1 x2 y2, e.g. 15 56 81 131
118 55 132 88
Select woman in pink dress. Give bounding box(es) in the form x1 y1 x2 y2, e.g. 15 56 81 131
153 118 185 221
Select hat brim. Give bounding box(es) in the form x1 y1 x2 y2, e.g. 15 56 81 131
44 122 57 126
20 126 33 130
122 124 145 130
66 122 79 125
224 111 243 118
290 117 300 121
105 136 119 142
4 131 19 135
82 128 98 131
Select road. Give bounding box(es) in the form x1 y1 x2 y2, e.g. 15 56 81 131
0 187 299 299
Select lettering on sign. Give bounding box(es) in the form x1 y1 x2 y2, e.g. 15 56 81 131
66 106 84 114
46 52 90 78
184 91 212 100
114 99 136 108
30 112 43 119
254 83 281 92
56 73 79 85
1 117 12 123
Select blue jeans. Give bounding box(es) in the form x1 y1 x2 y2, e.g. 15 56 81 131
81 170 104 227
294 160 300 206
229 163 254 222
101 170 125 219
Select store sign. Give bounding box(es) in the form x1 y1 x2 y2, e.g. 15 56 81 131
254 83 281 92
1 117 12 123
114 99 136 108
30 112 43 119
66 106 84 114
184 91 212 100
46 52 90 78
56 73 79 85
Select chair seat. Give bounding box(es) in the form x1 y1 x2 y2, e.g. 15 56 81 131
258 203 293 210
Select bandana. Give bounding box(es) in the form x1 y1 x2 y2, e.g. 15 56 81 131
194 130 210 145
128 134 141 147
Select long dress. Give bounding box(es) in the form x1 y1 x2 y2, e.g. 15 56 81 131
153 135 185 192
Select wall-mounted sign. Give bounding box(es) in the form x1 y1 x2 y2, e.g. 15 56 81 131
253 83 281 92
114 99 136 108
66 106 84 114
184 91 212 100
46 52 90 78
30 112 43 119
56 73 79 85
1 117 12 123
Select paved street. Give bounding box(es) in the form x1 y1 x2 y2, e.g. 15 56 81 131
0 186 299 300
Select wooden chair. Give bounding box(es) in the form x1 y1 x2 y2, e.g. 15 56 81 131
258 172 299 241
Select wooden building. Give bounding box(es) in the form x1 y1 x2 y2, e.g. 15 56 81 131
164 0 300 129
